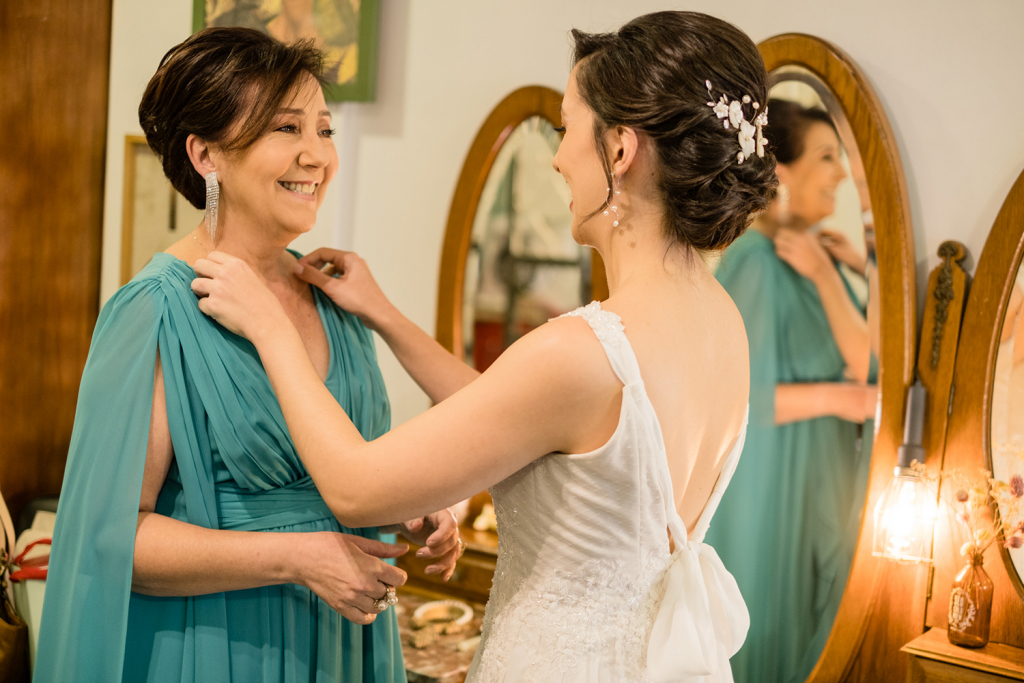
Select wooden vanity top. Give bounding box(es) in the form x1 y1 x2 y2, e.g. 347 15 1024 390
902 629 1024 680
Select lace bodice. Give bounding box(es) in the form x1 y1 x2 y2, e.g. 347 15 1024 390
467 302 750 683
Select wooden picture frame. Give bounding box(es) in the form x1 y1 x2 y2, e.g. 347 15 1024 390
120 135 203 285
756 34 919 682
192 0 379 102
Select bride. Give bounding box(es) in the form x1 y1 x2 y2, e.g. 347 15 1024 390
192 10 776 681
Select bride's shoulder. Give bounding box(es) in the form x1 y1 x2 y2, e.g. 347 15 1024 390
487 312 620 393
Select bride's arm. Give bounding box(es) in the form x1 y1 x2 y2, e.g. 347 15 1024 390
295 249 479 403
193 252 615 526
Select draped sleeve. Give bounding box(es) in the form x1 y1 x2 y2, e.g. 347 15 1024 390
34 277 167 682
35 254 405 683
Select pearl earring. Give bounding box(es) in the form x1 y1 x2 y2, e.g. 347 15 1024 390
204 171 219 243
602 174 623 232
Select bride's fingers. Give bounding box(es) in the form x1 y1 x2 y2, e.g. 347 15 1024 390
299 247 350 270
293 262 336 289
190 277 213 298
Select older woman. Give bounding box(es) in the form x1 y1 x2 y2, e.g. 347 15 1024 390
34 28 460 683
702 99 878 683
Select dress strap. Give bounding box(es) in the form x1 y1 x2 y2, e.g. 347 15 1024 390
689 414 748 543
555 301 643 386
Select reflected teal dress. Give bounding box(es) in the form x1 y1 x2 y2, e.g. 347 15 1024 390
34 253 406 683
704 231 874 683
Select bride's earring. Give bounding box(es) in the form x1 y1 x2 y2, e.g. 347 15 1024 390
204 171 219 243
603 173 635 246
776 182 790 226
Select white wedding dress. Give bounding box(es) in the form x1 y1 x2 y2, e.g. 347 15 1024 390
466 302 750 683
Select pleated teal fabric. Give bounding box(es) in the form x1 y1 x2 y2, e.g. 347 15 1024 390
34 253 405 683
703 230 874 683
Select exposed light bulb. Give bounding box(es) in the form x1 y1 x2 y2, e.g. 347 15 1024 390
873 470 937 563
872 381 937 564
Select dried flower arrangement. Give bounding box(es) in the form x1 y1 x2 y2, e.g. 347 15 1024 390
917 437 1024 560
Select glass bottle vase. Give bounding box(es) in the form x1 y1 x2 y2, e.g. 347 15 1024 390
947 553 994 648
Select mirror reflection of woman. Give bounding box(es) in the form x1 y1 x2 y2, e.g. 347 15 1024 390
192 11 779 681
702 99 878 683
34 28 463 683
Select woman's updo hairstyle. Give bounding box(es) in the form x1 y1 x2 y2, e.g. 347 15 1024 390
763 98 838 165
571 11 778 251
139 27 325 209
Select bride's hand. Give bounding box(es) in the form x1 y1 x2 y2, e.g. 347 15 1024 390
294 248 396 332
191 252 287 341
382 509 464 581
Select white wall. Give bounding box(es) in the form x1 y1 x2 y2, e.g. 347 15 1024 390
101 0 1024 426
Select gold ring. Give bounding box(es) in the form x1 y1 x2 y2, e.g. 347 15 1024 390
456 538 466 556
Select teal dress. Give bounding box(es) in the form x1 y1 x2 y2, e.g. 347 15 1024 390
704 231 874 683
34 253 406 683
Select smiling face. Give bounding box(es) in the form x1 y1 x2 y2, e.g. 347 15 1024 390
776 121 847 226
211 75 337 241
552 67 614 246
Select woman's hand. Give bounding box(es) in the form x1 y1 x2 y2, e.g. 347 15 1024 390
191 252 288 342
833 383 879 423
818 229 867 276
294 532 409 625
383 509 464 581
294 248 397 332
774 228 833 284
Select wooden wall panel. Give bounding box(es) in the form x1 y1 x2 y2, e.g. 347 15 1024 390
0 1 111 520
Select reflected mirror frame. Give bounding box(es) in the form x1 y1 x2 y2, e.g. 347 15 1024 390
437 86 608 360
952 167 1024 601
463 115 591 369
758 33 917 683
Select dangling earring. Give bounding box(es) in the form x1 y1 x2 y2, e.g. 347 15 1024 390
776 182 790 226
603 173 635 247
204 171 219 243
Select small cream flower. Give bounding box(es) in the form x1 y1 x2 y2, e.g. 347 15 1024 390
713 98 730 120
728 100 744 129
738 120 756 161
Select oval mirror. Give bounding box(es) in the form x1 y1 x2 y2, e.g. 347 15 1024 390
982 169 1024 596
724 35 917 683
462 115 592 370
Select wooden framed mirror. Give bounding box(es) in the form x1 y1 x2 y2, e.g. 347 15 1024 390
435 85 607 361
935 168 1024 649
754 34 918 682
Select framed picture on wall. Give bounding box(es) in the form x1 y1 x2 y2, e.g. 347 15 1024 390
192 0 380 102
120 135 204 285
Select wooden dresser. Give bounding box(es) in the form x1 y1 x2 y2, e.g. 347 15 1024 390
903 629 1024 682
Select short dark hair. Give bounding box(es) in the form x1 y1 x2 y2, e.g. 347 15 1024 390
762 98 838 165
139 27 326 209
570 11 778 252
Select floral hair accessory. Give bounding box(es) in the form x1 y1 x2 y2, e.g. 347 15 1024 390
705 80 769 164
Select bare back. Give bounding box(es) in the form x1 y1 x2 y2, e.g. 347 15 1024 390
602 262 749 536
